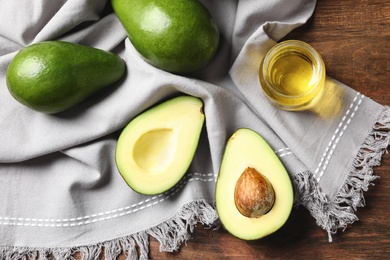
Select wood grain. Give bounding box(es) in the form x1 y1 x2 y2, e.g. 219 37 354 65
147 0 390 259
78 0 390 259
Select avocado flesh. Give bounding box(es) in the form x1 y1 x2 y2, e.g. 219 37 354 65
111 0 219 74
6 41 125 114
115 96 205 195
216 128 294 240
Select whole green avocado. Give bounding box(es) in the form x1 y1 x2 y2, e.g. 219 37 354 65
6 41 125 114
112 0 219 74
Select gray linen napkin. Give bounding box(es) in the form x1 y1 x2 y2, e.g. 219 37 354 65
1 0 389 258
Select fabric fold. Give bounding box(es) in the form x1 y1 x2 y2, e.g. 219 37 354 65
294 106 389 242
1 0 388 258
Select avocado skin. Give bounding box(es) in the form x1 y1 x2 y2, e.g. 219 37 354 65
6 41 125 114
115 96 205 195
215 128 294 240
112 0 219 74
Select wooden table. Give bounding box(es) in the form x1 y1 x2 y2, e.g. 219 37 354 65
70 1 389 259
147 0 390 259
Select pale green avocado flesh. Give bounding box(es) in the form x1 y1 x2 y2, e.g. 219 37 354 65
112 0 219 74
6 41 125 114
115 96 205 195
216 128 294 240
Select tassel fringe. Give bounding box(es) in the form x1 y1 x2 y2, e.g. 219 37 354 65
293 106 390 242
1 106 388 257
0 200 219 260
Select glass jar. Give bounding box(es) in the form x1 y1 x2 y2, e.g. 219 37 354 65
259 40 326 111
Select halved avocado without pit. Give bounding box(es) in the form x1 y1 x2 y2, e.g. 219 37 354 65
216 128 294 240
115 96 205 195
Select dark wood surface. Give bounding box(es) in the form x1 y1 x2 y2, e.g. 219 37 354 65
147 0 390 259
78 0 389 259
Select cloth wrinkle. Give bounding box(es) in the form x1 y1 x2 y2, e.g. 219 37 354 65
293 106 390 242
1 0 389 258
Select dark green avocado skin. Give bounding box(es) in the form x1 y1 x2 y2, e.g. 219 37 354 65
112 0 219 74
6 41 125 114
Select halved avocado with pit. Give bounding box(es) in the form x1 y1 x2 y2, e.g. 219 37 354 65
215 128 294 240
115 96 205 195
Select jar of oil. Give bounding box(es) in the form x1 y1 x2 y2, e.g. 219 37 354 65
259 40 325 111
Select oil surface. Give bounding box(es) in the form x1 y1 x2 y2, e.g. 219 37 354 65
259 42 325 111
269 52 315 96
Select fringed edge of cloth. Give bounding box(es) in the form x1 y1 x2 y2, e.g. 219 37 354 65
0 200 219 260
2 106 388 257
293 106 389 242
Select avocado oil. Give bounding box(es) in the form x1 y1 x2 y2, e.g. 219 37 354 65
259 40 325 111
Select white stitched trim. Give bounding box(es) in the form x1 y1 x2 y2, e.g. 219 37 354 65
0 173 215 228
315 93 364 182
0 147 294 228
275 147 292 158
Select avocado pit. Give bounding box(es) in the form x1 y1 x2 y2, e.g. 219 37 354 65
234 167 275 218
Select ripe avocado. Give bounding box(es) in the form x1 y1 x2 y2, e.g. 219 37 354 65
6 41 125 114
215 128 294 240
115 96 205 195
111 0 219 74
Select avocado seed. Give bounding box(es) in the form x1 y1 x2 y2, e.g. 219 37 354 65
234 167 275 218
